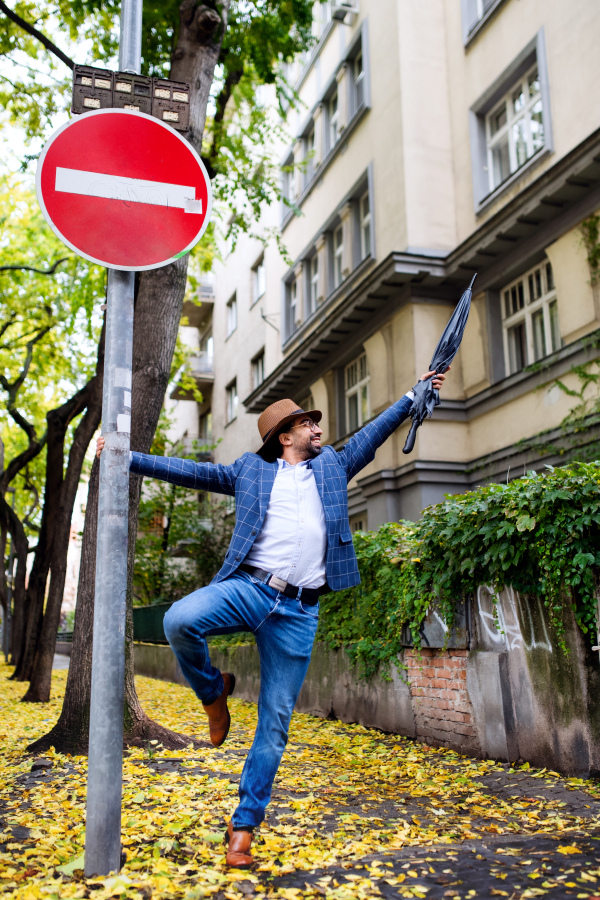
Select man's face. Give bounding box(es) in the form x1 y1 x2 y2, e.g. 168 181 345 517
282 417 323 459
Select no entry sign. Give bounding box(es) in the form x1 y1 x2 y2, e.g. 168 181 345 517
36 109 212 271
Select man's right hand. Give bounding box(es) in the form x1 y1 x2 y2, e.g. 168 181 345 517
96 436 105 458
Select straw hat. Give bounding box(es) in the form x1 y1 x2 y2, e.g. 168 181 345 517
257 398 322 458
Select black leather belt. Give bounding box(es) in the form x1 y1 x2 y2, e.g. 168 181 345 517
238 564 328 605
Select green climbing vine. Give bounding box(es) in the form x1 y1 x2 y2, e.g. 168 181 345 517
581 213 600 286
317 461 600 678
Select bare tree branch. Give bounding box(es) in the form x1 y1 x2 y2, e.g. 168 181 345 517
0 1 75 70
0 257 69 275
205 65 244 169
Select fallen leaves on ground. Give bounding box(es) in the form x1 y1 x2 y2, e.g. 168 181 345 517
1 661 599 899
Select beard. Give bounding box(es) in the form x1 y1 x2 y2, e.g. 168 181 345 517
303 434 322 459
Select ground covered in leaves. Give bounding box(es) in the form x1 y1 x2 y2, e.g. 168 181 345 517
1 661 600 900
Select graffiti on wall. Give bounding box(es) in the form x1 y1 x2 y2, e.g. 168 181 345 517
477 585 553 653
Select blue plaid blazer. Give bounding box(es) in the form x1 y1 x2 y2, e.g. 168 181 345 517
130 395 412 591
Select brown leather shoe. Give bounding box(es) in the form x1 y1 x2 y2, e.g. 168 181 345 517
202 672 235 747
224 821 253 868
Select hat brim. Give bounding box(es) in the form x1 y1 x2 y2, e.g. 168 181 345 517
257 408 322 458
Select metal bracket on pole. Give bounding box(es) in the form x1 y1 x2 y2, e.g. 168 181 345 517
84 0 142 878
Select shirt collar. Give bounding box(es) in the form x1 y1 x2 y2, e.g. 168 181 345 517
277 458 309 470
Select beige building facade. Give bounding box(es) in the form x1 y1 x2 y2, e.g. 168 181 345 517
172 0 600 530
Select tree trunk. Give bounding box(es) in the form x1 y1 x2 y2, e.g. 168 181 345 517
0 495 28 665
22 346 105 701
12 328 106 685
28 0 229 753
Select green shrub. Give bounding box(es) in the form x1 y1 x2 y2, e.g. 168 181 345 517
317 462 600 677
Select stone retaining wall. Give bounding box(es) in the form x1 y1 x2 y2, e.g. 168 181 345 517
58 585 600 776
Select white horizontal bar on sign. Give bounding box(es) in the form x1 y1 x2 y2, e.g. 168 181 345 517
54 167 202 214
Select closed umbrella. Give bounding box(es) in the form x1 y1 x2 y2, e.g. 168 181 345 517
403 274 477 454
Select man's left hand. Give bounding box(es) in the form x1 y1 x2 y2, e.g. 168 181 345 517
420 366 449 390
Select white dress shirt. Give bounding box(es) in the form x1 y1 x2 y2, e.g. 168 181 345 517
244 458 327 589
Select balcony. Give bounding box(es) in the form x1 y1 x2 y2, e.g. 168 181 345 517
182 276 215 329
170 351 214 400
180 435 213 462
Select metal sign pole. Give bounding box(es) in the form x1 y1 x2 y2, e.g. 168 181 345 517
84 0 142 878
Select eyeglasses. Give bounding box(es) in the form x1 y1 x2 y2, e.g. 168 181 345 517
290 419 319 432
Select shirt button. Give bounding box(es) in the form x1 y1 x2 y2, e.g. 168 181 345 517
251 531 257 535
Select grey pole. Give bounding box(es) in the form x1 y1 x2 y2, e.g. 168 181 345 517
84 0 142 878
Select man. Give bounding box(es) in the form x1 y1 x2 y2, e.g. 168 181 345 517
96 368 447 867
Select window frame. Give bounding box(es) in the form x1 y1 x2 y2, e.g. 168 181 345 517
225 379 238 424
251 350 265 390
328 90 339 152
359 191 371 261
461 0 509 46
485 63 544 194
251 256 266 306
469 30 553 211
353 48 365 113
502 260 561 375
226 293 237 337
309 254 319 312
333 223 344 289
344 352 370 433
284 278 298 341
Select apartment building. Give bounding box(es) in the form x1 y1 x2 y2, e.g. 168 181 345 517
171 0 600 530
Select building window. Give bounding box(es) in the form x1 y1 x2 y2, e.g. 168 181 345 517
349 514 366 533
353 49 364 111
226 379 238 423
328 91 339 151
333 225 344 288
252 257 266 305
251 350 265 390
284 159 297 207
305 128 316 183
359 192 371 260
486 64 544 193
309 254 319 312
298 392 314 413
463 0 505 42
345 352 369 432
199 411 212 443
312 0 331 40
285 278 298 340
226 294 237 337
502 260 560 375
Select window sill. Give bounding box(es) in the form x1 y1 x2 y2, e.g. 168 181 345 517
281 103 370 232
250 294 265 309
464 0 509 49
224 416 237 428
475 146 551 216
225 329 237 342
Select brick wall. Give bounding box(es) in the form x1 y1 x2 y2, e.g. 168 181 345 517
405 649 480 755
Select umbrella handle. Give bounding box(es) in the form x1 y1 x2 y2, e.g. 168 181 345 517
402 418 419 454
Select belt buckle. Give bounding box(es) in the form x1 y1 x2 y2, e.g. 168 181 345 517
268 575 288 592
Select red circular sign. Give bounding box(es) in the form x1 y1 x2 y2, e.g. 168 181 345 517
36 109 212 271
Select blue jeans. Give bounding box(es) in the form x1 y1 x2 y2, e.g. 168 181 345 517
163 570 319 828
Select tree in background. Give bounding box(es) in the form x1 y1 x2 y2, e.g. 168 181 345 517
0 0 317 751
0 175 105 700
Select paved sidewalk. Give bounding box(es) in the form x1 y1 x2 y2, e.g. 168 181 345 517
2 668 600 899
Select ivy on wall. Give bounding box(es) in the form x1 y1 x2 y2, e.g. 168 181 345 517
317 461 600 678
581 213 600 286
